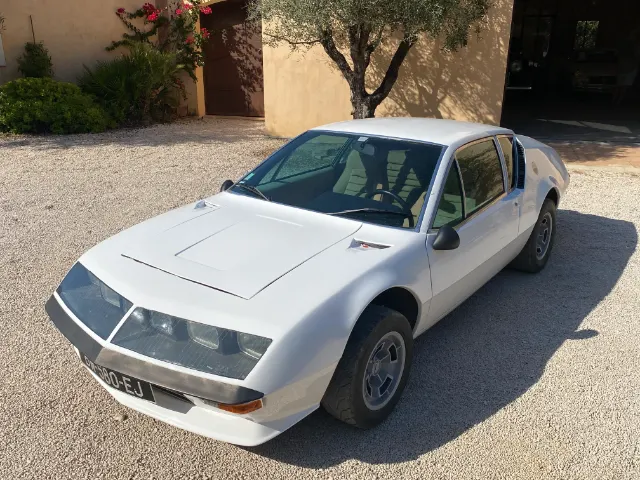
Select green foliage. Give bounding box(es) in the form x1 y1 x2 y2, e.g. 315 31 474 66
249 0 491 118
0 78 112 134
79 42 183 125
252 0 490 50
17 42 54 78
109 2 211 81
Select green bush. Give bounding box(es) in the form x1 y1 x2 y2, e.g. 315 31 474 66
79 42 182 125
17 42 54 78
0 78 113 134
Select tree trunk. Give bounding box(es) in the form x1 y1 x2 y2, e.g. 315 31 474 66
350 93 375 119
318 28 416 121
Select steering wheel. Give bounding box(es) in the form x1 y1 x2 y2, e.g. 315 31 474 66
366 189 415 227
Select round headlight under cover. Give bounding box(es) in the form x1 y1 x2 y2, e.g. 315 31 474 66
129 308 149 326
187 322 220 350
237 332 271 359
149 311 176 336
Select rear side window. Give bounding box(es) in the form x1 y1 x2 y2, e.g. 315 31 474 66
455 139 505 216
432 163 464 228
497 136 516 191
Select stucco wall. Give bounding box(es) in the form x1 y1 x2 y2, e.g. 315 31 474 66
263 0 515 137
0 0 205 115
0 0 149 85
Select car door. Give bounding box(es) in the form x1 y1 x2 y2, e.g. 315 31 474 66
422 137 520 330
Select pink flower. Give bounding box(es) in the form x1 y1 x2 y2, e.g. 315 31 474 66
116 7 126 15
200 27 210 39
175 8 183 14
142 3 156 14
200 6 212 14
147 12 159 21
182 1 194 10
185 35 195 44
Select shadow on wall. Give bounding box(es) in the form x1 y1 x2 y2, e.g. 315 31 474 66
366 0 514 124
250 209 637 466
200 0 264 117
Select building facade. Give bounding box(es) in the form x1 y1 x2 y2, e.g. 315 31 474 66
2 0 637 137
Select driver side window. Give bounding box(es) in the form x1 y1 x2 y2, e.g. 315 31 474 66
432 163 464 229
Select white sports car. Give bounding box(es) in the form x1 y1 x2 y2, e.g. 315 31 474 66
46 118 569 446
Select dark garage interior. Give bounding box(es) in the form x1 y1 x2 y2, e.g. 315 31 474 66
501 0 640 140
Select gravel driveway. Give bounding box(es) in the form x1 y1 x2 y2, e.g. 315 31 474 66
1 118 638 480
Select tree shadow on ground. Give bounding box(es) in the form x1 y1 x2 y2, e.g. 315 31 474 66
0 117 283 151
549 143 640 166
250 209 637 466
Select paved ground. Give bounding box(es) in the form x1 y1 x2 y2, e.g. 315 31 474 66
1 118 639 480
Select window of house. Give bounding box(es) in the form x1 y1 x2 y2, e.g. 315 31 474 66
574 20 599 51
432 162 465 229
497 135 516 191
455 139 505 216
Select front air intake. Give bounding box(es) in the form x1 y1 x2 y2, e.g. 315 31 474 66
515 139 526 189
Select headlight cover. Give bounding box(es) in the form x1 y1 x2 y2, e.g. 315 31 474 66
111 308 272 380
57 263 132 339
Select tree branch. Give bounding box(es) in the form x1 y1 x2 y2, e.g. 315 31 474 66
369 36 416 107
364 26 384 69
319 28 353 83
348 24 371 93
263 33 320 46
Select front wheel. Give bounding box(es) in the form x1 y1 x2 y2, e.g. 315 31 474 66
321 305 413 429
511 198 557 273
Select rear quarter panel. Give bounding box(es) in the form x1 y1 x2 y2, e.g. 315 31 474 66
517 135 570 233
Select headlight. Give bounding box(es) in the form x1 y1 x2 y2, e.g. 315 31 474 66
111 308 272 380
57 263 132 339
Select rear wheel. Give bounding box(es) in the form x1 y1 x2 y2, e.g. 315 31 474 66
511 198 557 273
321 305 413 429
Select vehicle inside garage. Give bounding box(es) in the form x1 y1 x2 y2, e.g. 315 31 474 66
501 0 640 140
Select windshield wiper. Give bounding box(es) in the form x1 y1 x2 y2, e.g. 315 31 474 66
232 183 270 201
326 208 412 219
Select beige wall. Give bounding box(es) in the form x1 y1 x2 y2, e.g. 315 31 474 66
0 0 148 85
263 0 515 137
0 0 205 115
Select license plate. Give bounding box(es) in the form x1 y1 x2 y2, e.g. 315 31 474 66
80 352 155 403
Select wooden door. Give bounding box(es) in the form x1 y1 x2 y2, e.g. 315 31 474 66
201 0 264 116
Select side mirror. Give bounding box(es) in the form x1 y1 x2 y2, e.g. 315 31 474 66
432 225 460 251
220 179 234 192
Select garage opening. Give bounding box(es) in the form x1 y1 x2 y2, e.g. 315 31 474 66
200 0 264 117
501 0 640 141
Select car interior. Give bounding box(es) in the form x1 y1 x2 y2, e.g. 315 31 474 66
241 133 444 229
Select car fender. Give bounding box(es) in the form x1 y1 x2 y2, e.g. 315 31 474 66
245 238 430 396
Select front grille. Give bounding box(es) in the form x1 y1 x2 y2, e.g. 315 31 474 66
515 140 526 189
153 385 193 404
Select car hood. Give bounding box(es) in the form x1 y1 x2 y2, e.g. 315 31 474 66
119 194 362 299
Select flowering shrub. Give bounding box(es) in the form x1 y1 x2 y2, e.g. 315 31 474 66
80 42 183 125
109 1 212 80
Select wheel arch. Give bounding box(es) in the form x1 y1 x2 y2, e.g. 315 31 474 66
545 186 560 207
369 286 420 333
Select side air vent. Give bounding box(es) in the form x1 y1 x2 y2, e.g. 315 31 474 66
515 139 526 189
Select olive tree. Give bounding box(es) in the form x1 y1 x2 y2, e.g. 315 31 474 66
249 0 491 118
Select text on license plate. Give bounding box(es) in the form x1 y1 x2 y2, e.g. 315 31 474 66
80 352 155 403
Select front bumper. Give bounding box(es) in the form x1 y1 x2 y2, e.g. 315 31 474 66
45 295 321 445
45 296 262 404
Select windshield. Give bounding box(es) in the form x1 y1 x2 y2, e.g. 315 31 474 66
231 131 444 229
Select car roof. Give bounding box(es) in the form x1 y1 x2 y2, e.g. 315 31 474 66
311 117 513 147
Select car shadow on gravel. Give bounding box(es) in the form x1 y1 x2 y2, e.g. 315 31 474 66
249 209 637 466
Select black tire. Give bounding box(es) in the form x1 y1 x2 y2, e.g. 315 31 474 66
511 198 557 273
321 304 413 429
